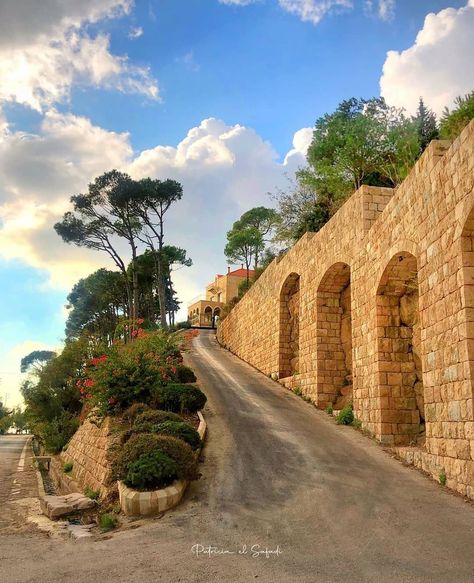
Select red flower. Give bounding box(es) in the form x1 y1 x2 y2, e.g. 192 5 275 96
83 378 95 388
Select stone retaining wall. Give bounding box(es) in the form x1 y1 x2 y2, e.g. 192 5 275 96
218 120 474 499
59 417 120 497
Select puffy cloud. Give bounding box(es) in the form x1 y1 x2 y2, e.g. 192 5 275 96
0 113 309 295
0 110 133 286
284 127 313 165
380 1 474 114
0 0 132 48
0 0 158 111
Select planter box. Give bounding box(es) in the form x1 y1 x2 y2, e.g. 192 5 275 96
118 410 207 517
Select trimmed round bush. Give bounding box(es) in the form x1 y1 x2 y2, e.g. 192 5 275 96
151 384 207 413
153 421 201 450
152 435 199 481
113 433 198 485
124 450 179 490
173 365 197 384
133 409 182 430
122 403 150 425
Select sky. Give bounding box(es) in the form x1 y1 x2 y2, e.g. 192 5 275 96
0 0 473 407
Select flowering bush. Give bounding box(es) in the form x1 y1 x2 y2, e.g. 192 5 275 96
79 331 183 416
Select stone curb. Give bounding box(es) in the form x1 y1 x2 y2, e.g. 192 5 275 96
118 410 207 517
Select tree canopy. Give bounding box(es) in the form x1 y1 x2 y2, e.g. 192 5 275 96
55 171 184 328
440 91 474 140
20 350 57 374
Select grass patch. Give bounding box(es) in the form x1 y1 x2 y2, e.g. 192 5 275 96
439 470 447 486
99 513 118 532
63 462 73 473
336 405 354 426
325 404 333 415
293 387 302 396
84 487 100 500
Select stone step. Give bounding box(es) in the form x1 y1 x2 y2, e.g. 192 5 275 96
40 493 97 520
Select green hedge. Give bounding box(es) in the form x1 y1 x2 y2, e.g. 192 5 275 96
153 421 201 450
151 384 206 413
125 450 179 490
113 433 199 487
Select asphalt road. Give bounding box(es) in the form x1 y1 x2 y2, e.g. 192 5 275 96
0 435 34 529
1 330 473 583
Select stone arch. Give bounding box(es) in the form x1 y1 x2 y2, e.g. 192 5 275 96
316 263 352 409
376 252 424 445
213 307 221 317
204 306 213 325
279 273 300 379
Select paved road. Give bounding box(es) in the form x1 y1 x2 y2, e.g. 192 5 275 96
1 330 473 582
0 435 36 529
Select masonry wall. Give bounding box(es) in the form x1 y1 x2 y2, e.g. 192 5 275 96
218 120 474 499
59 417 119 497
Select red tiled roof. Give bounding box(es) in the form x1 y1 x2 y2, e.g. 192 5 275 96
228 268 255 277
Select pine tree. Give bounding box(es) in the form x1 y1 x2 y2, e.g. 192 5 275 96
416 97 439 155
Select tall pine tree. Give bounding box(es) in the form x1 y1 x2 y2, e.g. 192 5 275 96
415 97 439 155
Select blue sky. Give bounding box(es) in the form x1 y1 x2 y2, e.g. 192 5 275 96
0 0 472 406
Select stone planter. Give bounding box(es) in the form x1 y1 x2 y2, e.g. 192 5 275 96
118 410 207 516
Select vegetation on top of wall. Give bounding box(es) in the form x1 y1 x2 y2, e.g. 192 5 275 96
439 91 474 140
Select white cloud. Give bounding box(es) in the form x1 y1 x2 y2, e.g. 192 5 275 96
218 0 258 5
283 127 313 164
0 110 133 286
380 1 474 114
0 113 308 297
365 0 395 21
377 0 395 21
0 0 158 111
128 26 144 39
278 0 352 24
176 51 200 72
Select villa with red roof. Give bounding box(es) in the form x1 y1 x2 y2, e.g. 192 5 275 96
188 266 255 327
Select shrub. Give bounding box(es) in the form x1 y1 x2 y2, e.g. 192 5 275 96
151 384 206 413
99 513 117 532
293 387 302 396
352 417 362 429
336 405 354 425
125 450 179 490
113 434 198 485
153 421 201 450
63 462 73 473
133 409 182 430
122 403 150 426
81 331 183 415
173 365 197 384
35 413 79 454
325 404 333 415
84 487 100 500
439 470 447 486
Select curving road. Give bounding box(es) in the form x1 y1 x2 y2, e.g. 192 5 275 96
1 330 473 583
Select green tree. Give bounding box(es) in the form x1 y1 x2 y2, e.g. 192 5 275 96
55 171 142 323
65 269 128 342
21 337 89 452
415 97 439 154
440 91 474 139
20 350 57 374
0 400 12 434
231 207 280 269
224 228 262 284
274 97 419 243
133 178 184 329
